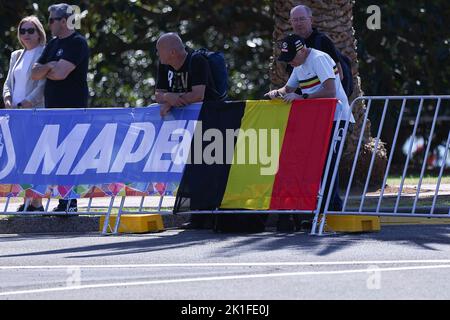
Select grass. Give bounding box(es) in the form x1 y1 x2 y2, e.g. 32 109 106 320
385 174 450 186
344 195 450 211
344 173 450 211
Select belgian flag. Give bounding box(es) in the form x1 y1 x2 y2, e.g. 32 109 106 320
174 99 336 213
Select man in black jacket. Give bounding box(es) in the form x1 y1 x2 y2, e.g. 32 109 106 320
289 5 343 81
276 5 347 232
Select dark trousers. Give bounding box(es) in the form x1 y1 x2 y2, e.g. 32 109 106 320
319 121 345 212
59 199 77 208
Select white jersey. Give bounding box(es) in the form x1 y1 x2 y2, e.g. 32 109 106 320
287 48 355 123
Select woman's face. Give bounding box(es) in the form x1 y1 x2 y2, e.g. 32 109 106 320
19 21 40 50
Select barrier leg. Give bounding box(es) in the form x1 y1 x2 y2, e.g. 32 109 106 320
431 131 450 214
113 196 126 235
101 196 116 235
44 198 50 212
4 196 10 213
138 196 145 212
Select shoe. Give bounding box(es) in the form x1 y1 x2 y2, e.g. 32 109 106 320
179 214 214 230
51 204 78 218
276 215 296 232
28 204 44 212
52 204 78 213
297 220 313 232
179 221 204 230
17 204 44 212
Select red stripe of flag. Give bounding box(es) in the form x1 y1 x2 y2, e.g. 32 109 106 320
269 98 337 210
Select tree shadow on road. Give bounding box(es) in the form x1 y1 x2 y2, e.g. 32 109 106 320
0 225 449 260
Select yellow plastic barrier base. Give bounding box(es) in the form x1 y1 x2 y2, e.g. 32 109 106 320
99 214 165 234
324 215 381 233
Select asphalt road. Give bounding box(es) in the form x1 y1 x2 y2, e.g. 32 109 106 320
1 225 450 300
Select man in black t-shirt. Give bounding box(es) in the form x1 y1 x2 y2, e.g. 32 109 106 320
31 3 90 212
32 3 89 109
155 32 220 117
155 33 220 229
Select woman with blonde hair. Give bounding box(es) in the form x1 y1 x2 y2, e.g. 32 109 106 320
2 15 47 211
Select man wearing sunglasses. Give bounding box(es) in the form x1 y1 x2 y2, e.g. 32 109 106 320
31 3 89 213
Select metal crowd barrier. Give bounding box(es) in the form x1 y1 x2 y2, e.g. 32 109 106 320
2 96 449 236
311 95 450 235
0 193 173 235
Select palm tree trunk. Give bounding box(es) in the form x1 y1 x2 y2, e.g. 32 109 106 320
271 0 387 187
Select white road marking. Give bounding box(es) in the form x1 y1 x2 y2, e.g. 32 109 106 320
1 264 450 297
1 259 450 270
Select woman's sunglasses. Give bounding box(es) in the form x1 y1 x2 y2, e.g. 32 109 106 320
19 28 36 35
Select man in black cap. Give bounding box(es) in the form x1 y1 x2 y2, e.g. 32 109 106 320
265 34 355 232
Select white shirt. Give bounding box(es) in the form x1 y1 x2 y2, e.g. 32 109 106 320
287 48 355 123
12 47 39 106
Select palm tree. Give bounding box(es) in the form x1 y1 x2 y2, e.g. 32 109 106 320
271 0 387 187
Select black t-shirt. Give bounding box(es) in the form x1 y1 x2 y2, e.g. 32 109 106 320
38 32 89 108
305 28 340 64
156 50 220 102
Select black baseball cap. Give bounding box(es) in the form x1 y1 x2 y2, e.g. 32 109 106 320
277 34 306 62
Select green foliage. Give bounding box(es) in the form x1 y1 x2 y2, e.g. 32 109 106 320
354 1 450 97
1 0 449 110
0 0 273 107
353 1 450 160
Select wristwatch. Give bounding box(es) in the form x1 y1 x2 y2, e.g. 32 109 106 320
302 93 309 99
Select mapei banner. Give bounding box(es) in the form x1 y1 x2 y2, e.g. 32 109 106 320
0 104 201 195
0 99 336 208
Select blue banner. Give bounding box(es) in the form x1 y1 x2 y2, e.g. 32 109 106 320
0 104 202 185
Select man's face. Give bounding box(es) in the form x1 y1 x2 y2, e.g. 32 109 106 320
290 8 312 38
288 48 307 68
48 14 65 37
156 44 171 66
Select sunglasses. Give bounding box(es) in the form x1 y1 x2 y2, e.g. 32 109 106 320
19 28 36 35
49 17 64 24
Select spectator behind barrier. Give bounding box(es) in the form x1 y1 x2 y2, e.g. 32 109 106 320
290 5 343 81
155 32 223 117
265 34 355 232
2 15 47 212
154 32 224 229
31 3 90 214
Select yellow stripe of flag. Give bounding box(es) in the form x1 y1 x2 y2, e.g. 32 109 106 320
220 100 291 209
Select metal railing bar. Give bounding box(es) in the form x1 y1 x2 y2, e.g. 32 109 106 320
359 99 390 212
342 98 372 211
319 114 353 235
412 98 442 213
376 99 407 212
431 131 450 214
394 98 424 213
311 113 343 235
